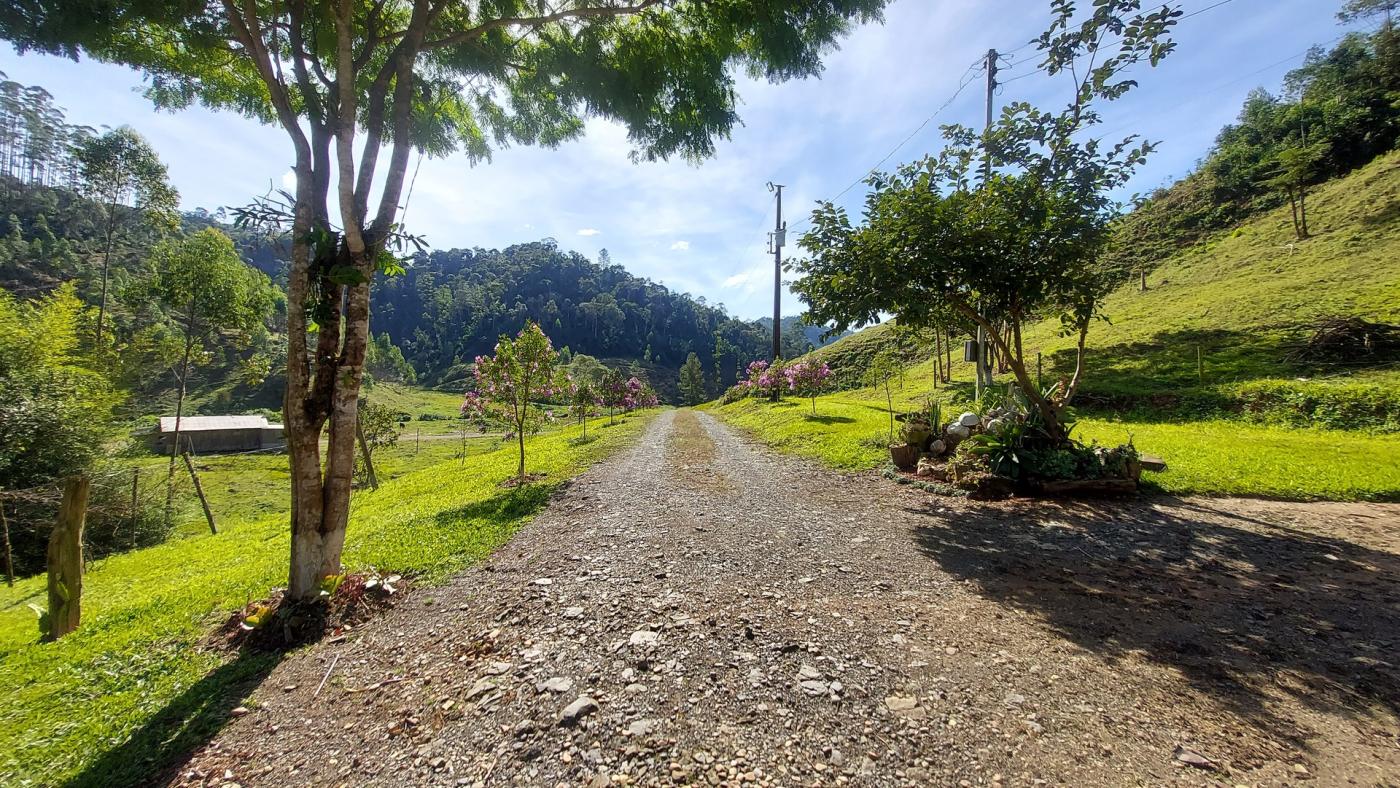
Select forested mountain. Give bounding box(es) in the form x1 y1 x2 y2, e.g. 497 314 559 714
372 243 777 393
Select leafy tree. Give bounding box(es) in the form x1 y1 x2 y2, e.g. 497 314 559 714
148 229 274 520
784 359 833 415
462 322 565 484
569 379 597 440
0 0 890 601
1338 0 1397 28
75 127 178 353
366 332 417 384
567 353 608 387
1264 141 1328 240
354 399 401 489
599 369 629 425
794 0 1179 442
679 352 706 405
0 284 112 491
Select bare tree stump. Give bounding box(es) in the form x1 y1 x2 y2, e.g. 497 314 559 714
44 476 89 641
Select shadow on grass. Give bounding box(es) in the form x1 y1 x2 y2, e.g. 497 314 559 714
431 482 557 529
68 650 280 788
908 496 1400 742
805 414 856 424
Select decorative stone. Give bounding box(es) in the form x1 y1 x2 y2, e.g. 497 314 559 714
957 411 980 428
985 418 1005 434
928 439 946 455
946 423 970 440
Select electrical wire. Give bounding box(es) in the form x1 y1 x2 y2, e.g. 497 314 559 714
785 63 983 232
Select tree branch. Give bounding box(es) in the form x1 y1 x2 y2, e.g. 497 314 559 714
423 0 665 49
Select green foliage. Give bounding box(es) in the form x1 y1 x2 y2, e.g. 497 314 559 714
75 127 178 232
1108 24 1400 277
715 391 1400 501
365 332 416 385
465 322 567 480
0 412 655 786
679 352 706 405
0 284 113 490
373 242 774 398
148 229 275 344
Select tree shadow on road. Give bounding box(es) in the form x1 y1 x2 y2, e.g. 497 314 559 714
67 650 280 788
908 496 1400 743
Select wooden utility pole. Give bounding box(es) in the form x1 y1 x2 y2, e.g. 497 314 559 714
976 47 999 399
767 182 786 364
44 476 89 641
182 453 217 534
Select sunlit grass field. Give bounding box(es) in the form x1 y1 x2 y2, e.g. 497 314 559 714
0 411 654 786
713 391 1400 502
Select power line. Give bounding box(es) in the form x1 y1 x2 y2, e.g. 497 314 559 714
999 0 1243 85
787 62 982 232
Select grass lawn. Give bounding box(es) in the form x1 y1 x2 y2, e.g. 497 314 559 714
0 411 655 787
713 392 1400 502
805 152 1400 420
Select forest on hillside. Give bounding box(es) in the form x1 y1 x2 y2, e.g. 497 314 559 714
1109 21 1400 278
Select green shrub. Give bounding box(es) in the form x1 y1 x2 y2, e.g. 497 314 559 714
1225 379 1400 432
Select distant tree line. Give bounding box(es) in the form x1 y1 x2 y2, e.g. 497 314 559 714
370 241 782 394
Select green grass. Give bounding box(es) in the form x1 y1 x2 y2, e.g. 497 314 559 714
0 411 654 787
806 151 1400 423
714 391 1400 502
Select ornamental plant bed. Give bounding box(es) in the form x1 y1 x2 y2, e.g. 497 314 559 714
892 395 1145 500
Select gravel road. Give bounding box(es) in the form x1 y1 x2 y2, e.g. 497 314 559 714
174 409 1400 787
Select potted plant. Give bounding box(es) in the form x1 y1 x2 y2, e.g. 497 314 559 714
889 441 920 471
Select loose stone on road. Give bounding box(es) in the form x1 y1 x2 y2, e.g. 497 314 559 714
176 409 1400 786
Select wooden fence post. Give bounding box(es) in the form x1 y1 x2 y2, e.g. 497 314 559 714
1197 345 1204 385
44 476 89 641
182 453 217 535
1 493 13 587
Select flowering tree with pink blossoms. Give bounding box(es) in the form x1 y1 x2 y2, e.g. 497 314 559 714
462 322 566 483
740 358 787 400
784 360 834 415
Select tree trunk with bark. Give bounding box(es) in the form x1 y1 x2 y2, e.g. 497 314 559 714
44 476 88 641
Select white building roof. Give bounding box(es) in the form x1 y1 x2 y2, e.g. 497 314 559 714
157 415 283 433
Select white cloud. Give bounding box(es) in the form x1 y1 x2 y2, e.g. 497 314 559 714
669 240 690 251
576 228 601 236
280 170 297 190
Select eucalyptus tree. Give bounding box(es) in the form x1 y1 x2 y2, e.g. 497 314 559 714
149 228 274 521
0 0 890 600
75 127 178 353
792 0 1179 442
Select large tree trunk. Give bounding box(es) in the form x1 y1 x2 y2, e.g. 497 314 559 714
44 476 88 641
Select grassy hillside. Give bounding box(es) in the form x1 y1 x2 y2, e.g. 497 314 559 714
712 152 1400 500
804 151 1400 430
0 412 654 786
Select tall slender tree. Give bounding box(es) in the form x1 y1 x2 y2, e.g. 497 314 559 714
0 0 888 600
75 127 178 353
148 229 274 522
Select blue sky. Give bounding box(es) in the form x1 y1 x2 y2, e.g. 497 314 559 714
0 0 1368 320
